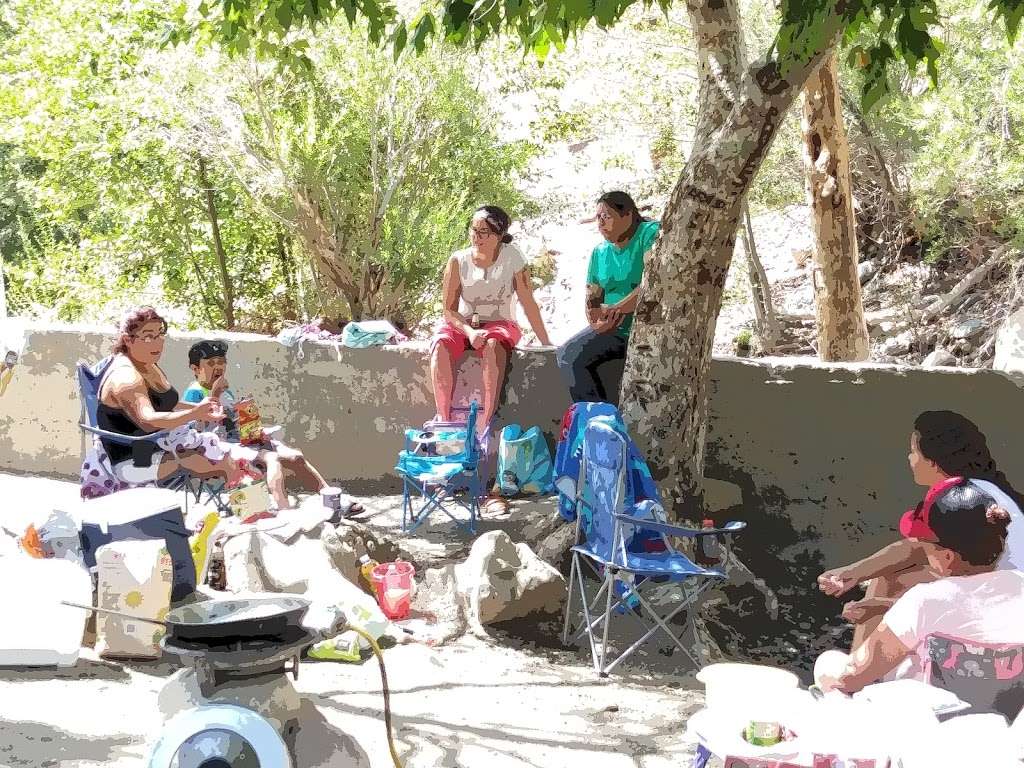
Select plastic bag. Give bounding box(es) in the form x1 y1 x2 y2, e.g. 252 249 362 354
493 424 553 496
37 510 84 564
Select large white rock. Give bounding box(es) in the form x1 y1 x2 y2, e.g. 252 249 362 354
995 307 1024 376
455 531 566 628
409 532 566 643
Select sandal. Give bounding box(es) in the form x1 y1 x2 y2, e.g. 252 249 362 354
482 494 510 516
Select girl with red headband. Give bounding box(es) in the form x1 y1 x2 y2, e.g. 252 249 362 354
818 411 1024 648
819 479 1024 719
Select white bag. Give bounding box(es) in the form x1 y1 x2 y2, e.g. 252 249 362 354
95 539 173 659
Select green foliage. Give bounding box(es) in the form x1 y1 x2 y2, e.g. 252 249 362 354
856 0 1024 261
180 0 1020 116
0 0 530 328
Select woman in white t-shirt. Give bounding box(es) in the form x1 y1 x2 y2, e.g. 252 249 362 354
818 410 1024 648
430 205 552 441
820 480 1024 718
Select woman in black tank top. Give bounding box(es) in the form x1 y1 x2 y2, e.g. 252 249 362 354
97 383 180 467
95 307 244 486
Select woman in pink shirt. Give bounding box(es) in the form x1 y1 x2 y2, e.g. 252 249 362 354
820 479 1024 718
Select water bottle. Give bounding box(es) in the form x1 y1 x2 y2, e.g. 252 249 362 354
696 519 721 565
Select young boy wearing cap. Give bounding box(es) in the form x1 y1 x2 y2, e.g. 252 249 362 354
184 340 362 514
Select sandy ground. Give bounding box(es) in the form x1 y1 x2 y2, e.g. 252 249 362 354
0 472 706 768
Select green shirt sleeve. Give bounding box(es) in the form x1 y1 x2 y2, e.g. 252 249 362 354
640 220 661 253
585 245 600 286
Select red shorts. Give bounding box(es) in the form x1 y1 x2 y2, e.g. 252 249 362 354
431 320 522 356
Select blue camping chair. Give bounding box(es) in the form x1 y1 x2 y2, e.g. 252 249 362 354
559 417 746 676
395 401 482 534
77 358 230 514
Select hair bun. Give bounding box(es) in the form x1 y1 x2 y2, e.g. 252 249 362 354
501 233 513 244
987 506 1011 525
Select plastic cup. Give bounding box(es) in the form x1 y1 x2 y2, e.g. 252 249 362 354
371 561 415 620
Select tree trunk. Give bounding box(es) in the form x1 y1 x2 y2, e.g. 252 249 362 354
196 154 235 329
275 227 298 321
739 203 779 352
801 56 870 362
291 187 364 319
619 0 842 521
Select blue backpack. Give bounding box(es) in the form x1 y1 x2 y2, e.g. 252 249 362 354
493 424 554 497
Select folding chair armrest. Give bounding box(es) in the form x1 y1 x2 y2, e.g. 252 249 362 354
614 514 746 539
80 423 171 444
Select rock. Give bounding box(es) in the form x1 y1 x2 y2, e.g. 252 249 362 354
922 348 956 367
407 532 568 644
456 531 566 629
995 307 1024 375
882 330 913 356
858 260 877 285
951 339 973 356
950 318 985 340
506 505 575 571
506 506 564 551
321 520 405 587
536 523 576 573
956 293 983 312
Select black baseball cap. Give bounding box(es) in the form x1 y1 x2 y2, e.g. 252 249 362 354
188 339 229 367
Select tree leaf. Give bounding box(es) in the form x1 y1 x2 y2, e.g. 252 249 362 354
276 1 293 31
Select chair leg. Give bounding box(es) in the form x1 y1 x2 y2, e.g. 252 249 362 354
562 553 579 645
598 568 615 677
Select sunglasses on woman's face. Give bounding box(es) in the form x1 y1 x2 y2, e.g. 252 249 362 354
595 212 617 223
470 226 496 238
133 330 167 343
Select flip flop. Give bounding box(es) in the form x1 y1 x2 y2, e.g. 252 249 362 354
482 495 510 516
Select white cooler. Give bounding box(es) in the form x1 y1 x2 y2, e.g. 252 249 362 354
0 556 92 666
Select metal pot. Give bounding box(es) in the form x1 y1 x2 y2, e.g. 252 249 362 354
64 596 310 643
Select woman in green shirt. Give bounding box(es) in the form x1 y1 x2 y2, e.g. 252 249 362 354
556 191 660 403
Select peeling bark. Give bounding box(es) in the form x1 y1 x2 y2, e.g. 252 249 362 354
801 55 870 362
620 0 842 521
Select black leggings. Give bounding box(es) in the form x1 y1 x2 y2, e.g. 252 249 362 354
556 327 628 404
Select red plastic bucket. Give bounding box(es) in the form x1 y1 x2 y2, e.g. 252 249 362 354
371 561 415 620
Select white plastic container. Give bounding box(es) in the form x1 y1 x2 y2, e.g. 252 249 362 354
0 555 92 666
696 663 801 715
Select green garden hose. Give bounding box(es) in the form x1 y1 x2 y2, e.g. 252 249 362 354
347 626 404 768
